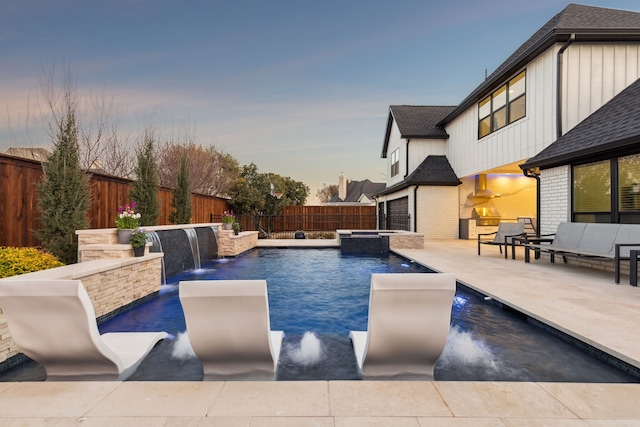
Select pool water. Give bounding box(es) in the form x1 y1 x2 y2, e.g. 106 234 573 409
1 248 638 382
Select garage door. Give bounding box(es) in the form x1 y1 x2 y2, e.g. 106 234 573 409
387 197 409 230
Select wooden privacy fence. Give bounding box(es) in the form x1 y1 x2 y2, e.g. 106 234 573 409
212 206 377 237
0 153 230 248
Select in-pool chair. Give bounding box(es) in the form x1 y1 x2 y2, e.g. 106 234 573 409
0 279 168 381
179 279 284 380
349 273 456 380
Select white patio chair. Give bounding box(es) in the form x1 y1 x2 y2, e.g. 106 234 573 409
0 279 168 381
349 273 456 380
179 279 284 380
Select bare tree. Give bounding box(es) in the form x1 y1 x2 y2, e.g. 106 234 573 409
316 184 339 203
36 62 135 178
156 140 239 196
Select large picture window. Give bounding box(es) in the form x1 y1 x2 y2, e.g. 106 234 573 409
572 154 640 224
478 70 526 138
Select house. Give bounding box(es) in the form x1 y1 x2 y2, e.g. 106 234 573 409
375 4 640 240
5 147 51 162
325 174 385 206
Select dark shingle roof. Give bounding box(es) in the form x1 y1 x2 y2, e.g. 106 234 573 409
439 4 640 126
375 155 460 196
329 179 386 203
382 106 456 158
521 77 640 169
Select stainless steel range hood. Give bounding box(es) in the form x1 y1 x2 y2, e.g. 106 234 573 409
468 174 501 199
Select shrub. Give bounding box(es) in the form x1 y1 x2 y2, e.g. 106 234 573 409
0 247 65 278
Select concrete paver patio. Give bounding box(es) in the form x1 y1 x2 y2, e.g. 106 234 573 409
1 239 640 425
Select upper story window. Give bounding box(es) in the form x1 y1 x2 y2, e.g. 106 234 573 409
478 70 526 138
390 148 400 177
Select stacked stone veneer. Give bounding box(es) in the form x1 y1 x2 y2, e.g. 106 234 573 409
0 254 162 368
338 230 424 250
76 228 147 262
388 232 424 250
217 230 259 257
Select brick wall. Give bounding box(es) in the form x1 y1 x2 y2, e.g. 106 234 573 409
540 166 570 235
417 186 459 239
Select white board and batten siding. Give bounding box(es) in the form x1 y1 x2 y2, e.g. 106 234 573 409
445 43 640 180
562 43 640 133
445 48 558 178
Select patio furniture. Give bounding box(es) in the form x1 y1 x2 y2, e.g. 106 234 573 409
349 273 456 380
524 222 640 283
179 279 284 380
0 279 168 381
477 222 525 258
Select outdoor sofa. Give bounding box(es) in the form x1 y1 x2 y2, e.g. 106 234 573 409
523 222 640 284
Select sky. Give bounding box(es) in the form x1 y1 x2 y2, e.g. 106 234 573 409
2 0 640 204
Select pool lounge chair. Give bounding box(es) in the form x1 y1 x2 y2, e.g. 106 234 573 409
0 279 168 381
179 279 284 380
349 273 456 380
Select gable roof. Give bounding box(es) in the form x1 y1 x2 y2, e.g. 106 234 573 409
329 179 386 203
382 106 456 158
376 155 460 196
521 77 640 170
439 4 640 126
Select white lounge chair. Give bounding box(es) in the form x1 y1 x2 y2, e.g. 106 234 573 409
179 280 284 380
0 279 168 381
349 273 456 380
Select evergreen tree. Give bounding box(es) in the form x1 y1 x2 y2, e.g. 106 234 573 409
169 153 192 224
130 131 160 226
36 92 90 264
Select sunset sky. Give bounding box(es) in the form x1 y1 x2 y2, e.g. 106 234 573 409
2 0 639 203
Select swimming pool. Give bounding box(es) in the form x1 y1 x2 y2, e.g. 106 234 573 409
1 248 638 382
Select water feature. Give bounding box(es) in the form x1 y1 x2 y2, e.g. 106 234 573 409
147 226 218 280
0 248 638 382
183 228 201 270
145 231 167 285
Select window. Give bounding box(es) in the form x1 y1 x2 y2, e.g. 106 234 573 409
390 148 399 177
478 70 526 138
619 154 640 212
574 161 611 212
572 154 640 224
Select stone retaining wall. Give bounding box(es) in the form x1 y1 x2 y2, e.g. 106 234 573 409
217 230 259 257
388 233 425 250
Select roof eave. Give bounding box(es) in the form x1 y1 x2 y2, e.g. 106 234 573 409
521 136 640 170
439 30 640 127
381 110 394 158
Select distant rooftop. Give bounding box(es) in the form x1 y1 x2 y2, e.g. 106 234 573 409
5 147 51 161
382 106 455 158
